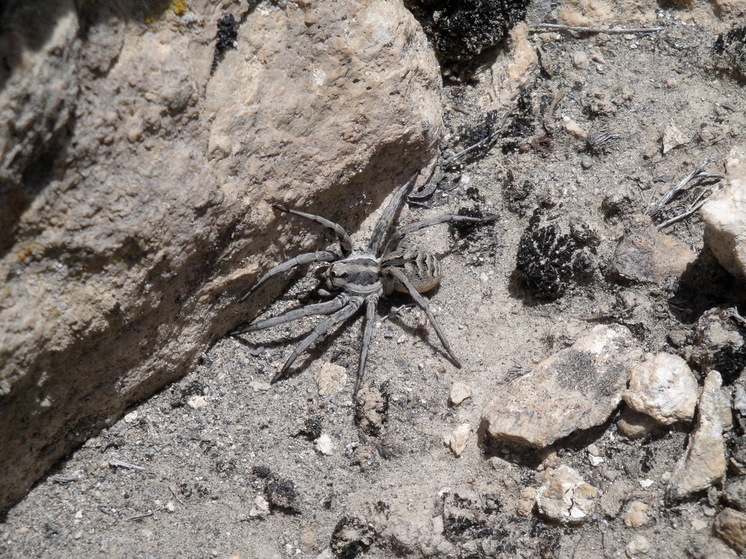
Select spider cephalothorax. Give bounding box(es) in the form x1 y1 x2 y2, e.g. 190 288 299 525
233 173 496 395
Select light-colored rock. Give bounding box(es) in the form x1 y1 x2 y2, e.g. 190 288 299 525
613 215 696 284
448 382 472 406
623 352 699 425
714 508 746 553
483 325 642 448
536 465 598 525
186 395 208 410
316 362 347 397
572 50 590 69
315 434 335 456
625 534 650 558
564 118 587 139
701 146 746 280
444 423 471 457
724 478 746 512
0 0 442 511
662 121 690 153
623 501 650 528
668 372 727 500
249 495 270 519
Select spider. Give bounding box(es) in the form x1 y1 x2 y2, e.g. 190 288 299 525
233 173 496 395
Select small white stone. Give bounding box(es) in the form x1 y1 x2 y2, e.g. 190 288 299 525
315 433 335 456
536 465 598 525
572 50 590 69
449 382 472 406
249 380 272 392
691 517 709 531
639 479 654 489
249 495 270 518
444 423 471 457
564 117 587 139
623 501 649 528
315 362 346 396
625 534 650 557
124 411 139 423
166 501 176 512
187 395 207 409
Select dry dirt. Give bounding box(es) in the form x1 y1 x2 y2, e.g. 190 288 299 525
2 2 746 558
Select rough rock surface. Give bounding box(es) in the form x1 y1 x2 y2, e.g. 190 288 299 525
714 507 746 553
668 371 727 501
612 215 696 284
701 146 746 281
0 0 441 511
483 325 642 448
622 352 699 426
535 465 598 525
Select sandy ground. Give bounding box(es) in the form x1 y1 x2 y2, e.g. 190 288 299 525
2 2 746 558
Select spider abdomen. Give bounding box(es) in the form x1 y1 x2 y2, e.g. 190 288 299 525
382 249 441 294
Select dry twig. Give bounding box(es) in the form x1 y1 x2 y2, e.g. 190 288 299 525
529 23 667 35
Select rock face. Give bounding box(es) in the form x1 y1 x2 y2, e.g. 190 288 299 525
0 0 442 511
668 372 727 501
701 145 746 281
483 325 642 448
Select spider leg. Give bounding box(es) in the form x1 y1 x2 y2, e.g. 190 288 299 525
368 172 418 256
385 267 462 368
238 250 338 303
233 293 350 334
386 214 498 252
273 205 353 256
273 296 364 383
354 294 379 396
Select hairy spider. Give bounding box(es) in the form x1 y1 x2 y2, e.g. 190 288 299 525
233 173 496 395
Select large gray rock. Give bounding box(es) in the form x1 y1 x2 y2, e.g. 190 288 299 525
0 0 442 511
482 325 642 448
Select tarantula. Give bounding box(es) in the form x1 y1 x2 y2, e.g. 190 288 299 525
233 173 496 395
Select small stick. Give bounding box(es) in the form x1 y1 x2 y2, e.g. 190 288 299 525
169 484 186 506
543 88 567 132
125 511 154 521
108 458 146 471
647 155 722 217
656 195 710 230
529 23 667 35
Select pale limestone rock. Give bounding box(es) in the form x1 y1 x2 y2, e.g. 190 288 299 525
623 501 650 528
448 382 472 406
668 372 727 500
315 434 335 456
444 423 471 457
623 352 699 426
536 465 598 525
714 508 746 553
625 535 650 558
701 146 746 280
0 0 442 511
483 325 642 448
662 121 690 154
316 362 347 397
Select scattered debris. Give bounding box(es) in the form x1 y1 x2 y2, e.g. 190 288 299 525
330 516 375 559
108 459 146 471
